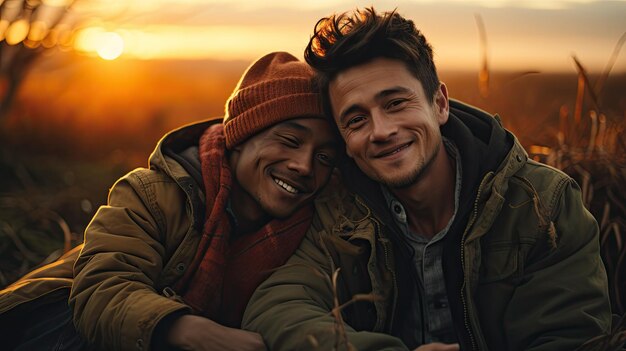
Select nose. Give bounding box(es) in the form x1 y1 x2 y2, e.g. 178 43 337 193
369 110 397 142
287 149 313 176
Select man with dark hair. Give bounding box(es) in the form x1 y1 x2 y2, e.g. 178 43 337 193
0 52 338 351
243 8 611 351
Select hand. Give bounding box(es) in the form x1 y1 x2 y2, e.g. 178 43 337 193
413 343 460 351
167 315 266 351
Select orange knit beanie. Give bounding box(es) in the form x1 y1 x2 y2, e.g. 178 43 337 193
223 52 324 149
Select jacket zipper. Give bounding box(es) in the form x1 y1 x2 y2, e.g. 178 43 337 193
459 174 492 351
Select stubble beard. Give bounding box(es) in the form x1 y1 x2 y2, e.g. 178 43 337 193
257 193 295 220
379 140 441 189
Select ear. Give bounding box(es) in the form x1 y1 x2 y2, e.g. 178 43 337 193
433 83 450 126
228 146 242 170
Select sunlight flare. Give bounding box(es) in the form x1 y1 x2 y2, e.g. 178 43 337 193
96 32 124 60
74 27 125 60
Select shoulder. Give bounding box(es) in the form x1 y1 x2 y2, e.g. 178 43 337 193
515 159 572 191
111 157 195 209
311 180 372 235
511 159 577 217
99 159 201 247
481 157 584 249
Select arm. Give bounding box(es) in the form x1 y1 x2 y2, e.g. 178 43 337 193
166 315 265 351
69 170 192 351
242 224 408 351
71 169 267 351
504 178 611 350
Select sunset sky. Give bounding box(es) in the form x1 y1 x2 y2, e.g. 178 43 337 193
63 0 626 72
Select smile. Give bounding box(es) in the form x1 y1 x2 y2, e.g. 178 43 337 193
377 142 411 158
273 177 300 194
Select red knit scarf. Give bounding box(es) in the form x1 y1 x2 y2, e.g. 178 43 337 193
174 124 312 327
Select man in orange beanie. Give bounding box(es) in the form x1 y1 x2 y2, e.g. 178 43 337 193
0 51 338 350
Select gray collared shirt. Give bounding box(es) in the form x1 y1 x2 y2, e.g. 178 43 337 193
381 138 461 345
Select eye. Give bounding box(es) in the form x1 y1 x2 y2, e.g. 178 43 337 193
346 115 367 129
280 135 300 148
316 152 336 166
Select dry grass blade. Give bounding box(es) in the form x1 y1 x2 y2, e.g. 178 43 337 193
572 56 603 118
612 223 623 251
330 268 351 351
614 237 625 314
474 13 489 98
587 110 598 157
307 335 319 348
0 220 40 263
503 71 541 88
574 71 585 130
597 114 607 153
47 210 72 253
332 293 384 315
595 31 626 98
600 202 611 232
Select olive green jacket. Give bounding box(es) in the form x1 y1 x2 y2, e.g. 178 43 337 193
243 102 611 350
0 118 221 351
0 245 81 315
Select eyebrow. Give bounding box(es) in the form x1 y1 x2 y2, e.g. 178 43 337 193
338 86 413 123
375 86 412 100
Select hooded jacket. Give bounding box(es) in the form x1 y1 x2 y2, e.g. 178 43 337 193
0 118 218 351
243 100 611 350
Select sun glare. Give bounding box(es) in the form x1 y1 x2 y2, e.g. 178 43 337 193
74 27 124 60
97 32 124 60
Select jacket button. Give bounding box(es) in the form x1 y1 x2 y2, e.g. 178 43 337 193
136 339 144 350
516 155 523 162
176 263 186 272
352 265 359 275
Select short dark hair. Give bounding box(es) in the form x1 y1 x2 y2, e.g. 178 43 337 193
304 7 441 115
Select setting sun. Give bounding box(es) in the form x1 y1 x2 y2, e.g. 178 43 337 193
97 32 124 60
74 27 124 60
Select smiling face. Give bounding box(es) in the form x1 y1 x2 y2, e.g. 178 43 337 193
328 57 449 188
229 117 337 221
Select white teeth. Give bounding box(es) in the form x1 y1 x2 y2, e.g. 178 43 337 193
274 178 299 194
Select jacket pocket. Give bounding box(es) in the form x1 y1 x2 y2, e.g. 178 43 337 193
479 243 520 284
